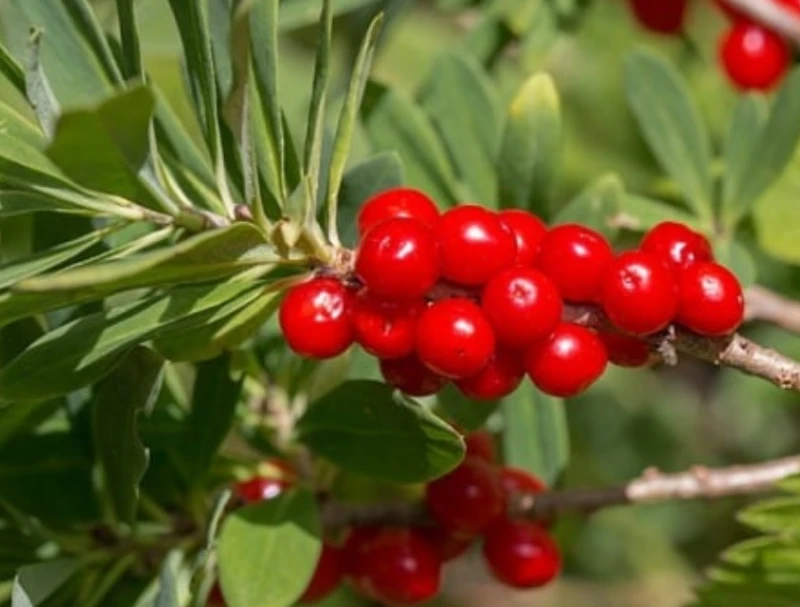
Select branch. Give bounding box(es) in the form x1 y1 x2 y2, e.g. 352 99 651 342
745 285 800 335
725 0 800 46
320 455 800 529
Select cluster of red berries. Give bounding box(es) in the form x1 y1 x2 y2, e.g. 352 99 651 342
627 0 796 91
211 432 560 606
279 187 744 400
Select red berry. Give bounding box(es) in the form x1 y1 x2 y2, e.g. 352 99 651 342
482 519 561 589
720 22 790 91
380 355 448 397
279 277 354 359
208 583 225 606
598 333 652 368
777 0 800 15
677 262 744 336
299 543 343 604
235 476 291 503
436 205 517 286
628 0 688 34
456 349 524 400
601 251 678 336
482 268 562 350
525 323 608 397
355 218 439 300
345 527 441 605
416 298 496 379
352 293 424 359
357 187 440 236
640 221 713 273
420 526 474 562
536 224 613 303
464 430 496 463
425 457 505 535
498 209 548 267
712 0 746 20
500 467 548 499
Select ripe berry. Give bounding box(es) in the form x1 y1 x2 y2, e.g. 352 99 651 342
500 467 547 499
345 527 441 605
720 22 790 91
601 251 678 336
279 277 353 359
425 457 505 535
598 333 652 368
464 430 496 463
355 218 439 300
525 323 608 398
235 476 291 503
498 209 548 267
208 583 225 606
677 262 744 336
352 293 424 359
640 221 713 273
482 268 562 350
380 355 448 397
416 298 496 379
482 519 561 589
420 526 474 561
299 543 343 604
357 187 440 236
436 205 517 286
536 224 613 302
712 0 745 20
456 349 524 400
628 0 688 34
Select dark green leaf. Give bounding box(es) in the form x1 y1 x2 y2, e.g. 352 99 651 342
218 489 321 607
92 346 165 524
552 173 623 238
115 0 143 79
436 383 498 432
12 558 81 607
617 193 704 232
0 42 25 94
279 0 380 29
297 380 464 483
63 0 124 85
695 583 800 607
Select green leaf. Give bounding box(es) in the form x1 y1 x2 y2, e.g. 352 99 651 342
338 152 405 247
297 380 465 483
721 94 768 225
436 383 498 432
501 382 569 485
326 14 383 245
714 239 756 288
64 0 124 85
738 497 800 535
695 583 800 607
752 147 800 265
0 42 25 94
0 190 86 218
184 354 242 486
279 0 380 29
46 86 157 203
92 346 165 524
625 50 712 218
115 0 144 79
12 558 80 607
362 82 459 206
218 489 321 607
497 72 561 217
0 279 262 402
25 28 61 140
154 550 189 607
418 51 501 205
617 193 704 232
553 173 624 238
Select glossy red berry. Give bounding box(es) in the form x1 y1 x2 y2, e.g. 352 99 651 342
536 224 613 302
299 543 343 604
355 218 439 300
640 221 713 273
464 430 496 463
525 323 608 398
420 526 474 562
235 476 291 503
720 22 790 91
416 298 496 379
352 293 425 359
598 333 652 368
482 519 561 589
456 349 524 400
601 251 678 336
357 187 440 236
279 277 353 359
628 0 688 34
498 209 548 267
436 205 517 286
500 467 547 499
345 527 441 605
425 457 505 535
380 355 448 397
482 268 562 349
677 262 744 336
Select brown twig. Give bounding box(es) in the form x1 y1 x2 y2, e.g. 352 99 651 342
321 455 800 528
724 0 800 46
745 285 800 336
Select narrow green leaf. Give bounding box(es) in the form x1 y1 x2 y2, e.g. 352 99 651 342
297 380 465 483
92 346 165 524
617 193 704 232
218 489 321 607
501 382 569 485
279 0 380 29
0 101 43 150
12 558 80 607
738 496 800 535
64 0 124 85
497 73 561 217
722 94 767 224
0 190 87 218
0 42 25 94
714 239 756 288
625 50 713 218
25 28 61 139
418 51 501 205
552 173 624 238
326 15 384 245
116 0 144 79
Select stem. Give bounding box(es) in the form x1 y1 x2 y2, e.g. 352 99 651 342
745 285 800 336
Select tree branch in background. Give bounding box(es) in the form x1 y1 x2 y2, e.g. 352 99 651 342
321 455 800 529
745 285 800 335
725 0 800 46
